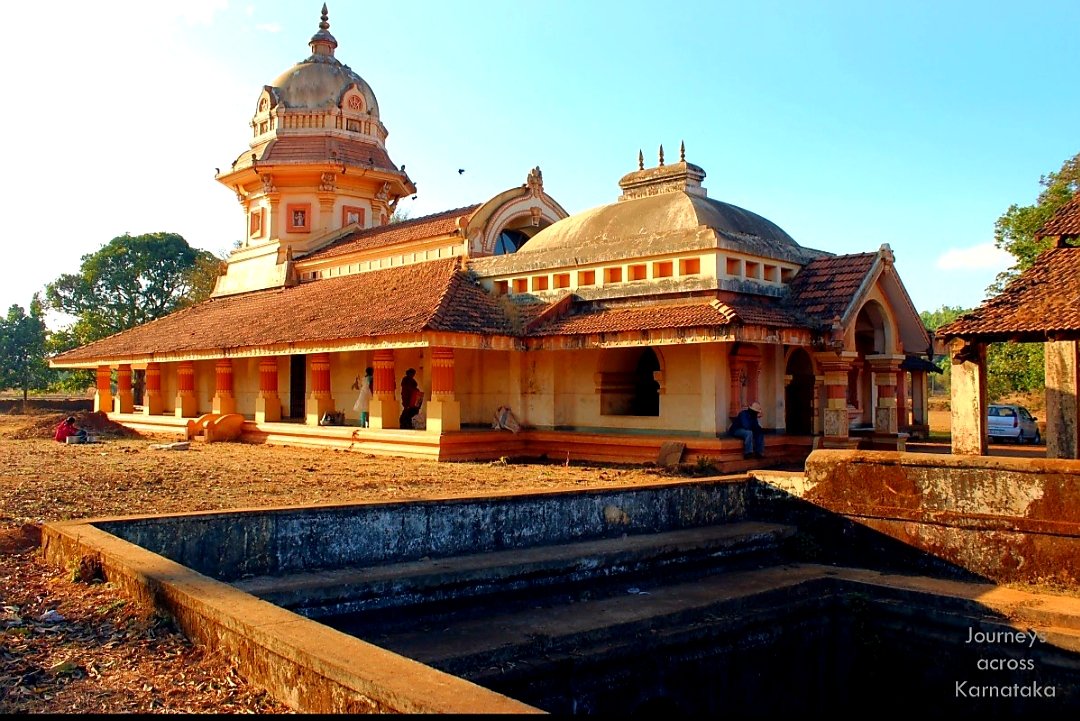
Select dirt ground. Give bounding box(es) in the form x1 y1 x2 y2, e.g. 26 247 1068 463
0 410 696 714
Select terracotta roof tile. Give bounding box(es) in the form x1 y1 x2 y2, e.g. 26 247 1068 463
527 303 735 336
302 205 480 261
233 136 400 175
1036 191 1080 240
787 252 876 323
937 247 1080 340
53 258 512 364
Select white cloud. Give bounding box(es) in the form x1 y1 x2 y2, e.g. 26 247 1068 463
934 243 1013 271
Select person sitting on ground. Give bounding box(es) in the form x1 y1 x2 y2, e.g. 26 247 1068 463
729 401 765 459
54 416 88 444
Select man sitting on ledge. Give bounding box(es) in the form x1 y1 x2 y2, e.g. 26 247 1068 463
729 402 765 460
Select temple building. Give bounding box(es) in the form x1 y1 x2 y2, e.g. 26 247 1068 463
51 6 936 465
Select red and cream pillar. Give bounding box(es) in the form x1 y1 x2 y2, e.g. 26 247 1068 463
305 352 335 425
174 360 198 418
815 352 857 447
255 357 281 423
212 358 236 416
143 362 163 415
114 364 134 413
425 347 460 433
368 349 399 429
868 355 904 436
93 365 113 414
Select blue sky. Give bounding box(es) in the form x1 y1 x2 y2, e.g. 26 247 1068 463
1 0 1077 320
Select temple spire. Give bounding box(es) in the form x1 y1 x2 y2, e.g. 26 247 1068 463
309 3 338 57
638 149 644 171
679 140 685 163
658 144 665 167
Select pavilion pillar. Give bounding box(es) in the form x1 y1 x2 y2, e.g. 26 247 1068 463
368 349 399 429
174 361 198 418
305 352 335 425
142 362 163 415
949 338 988 455
112 364 134 414
816 352 858 448
425 347 460 434
910 370 929 437
212 358 236 416
255 357 281 423
867 354 904 436
94 365 113 414
1045 340 1080 459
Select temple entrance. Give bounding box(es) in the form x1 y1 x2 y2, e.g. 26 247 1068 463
289 354 306 419
597 347 661 416
785 349 814 435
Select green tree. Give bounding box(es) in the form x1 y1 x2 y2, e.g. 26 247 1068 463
987 342 1043 401
0 295 50 407
919 305 970 397
46 232 217 346
991 151 1080 294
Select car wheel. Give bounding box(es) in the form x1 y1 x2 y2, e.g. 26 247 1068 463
1034 430 1041 445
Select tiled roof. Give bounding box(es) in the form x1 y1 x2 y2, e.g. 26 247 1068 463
787 252 877 322
527 303 732 336
302 205 480 262
936 247 1080 340
53 258 512 364
233 136 400 175
1036 191 1080 240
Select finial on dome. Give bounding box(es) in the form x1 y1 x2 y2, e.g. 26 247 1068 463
309 3 338 56
680 140 685 163
638 149 644 171
658 144 665 167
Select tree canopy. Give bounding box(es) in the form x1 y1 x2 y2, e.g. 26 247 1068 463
0 295 50 402
46 232 218 347
991 151 1080 294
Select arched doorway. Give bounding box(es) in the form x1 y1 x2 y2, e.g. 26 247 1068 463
597 347 662 417
851 302 890 428
785 348 815 435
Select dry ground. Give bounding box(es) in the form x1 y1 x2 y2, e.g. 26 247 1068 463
0 410 694 714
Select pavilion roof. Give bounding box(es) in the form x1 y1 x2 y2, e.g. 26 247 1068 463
1036 191 1080 240
786 252 877 325
301 205 480 262
936 247 1080 342
52 258 512 365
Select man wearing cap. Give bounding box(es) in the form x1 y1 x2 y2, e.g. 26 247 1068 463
729 401 765 459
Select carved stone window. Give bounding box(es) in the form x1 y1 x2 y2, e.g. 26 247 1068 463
342 205 365 227
248 208 264 238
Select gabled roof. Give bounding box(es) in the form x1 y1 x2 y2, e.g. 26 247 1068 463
52 258 512 365
301 205 479 262
786 252 877 324
1036 191 1080 241
936 247 1080 342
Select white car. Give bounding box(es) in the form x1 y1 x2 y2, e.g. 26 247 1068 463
987 404 1041 444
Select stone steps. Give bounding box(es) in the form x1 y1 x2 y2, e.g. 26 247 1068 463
233 521 796 619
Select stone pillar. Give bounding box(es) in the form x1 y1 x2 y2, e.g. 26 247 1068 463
896 370 908 431
113 364 134 414
911 371 928 429
255 357 281 423
94 365 113 414
949 338 988 456
143 362 163 415
425 347 460 434
867 354 904 435
368 349 399 429
212 358 236 416
174 360 198 418
305 352 335 425
816 352 857 447
1045 339 1080 459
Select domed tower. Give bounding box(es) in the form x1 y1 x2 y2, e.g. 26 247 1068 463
213 5 416 296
